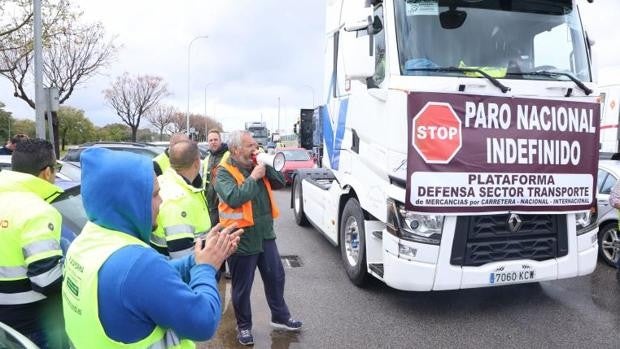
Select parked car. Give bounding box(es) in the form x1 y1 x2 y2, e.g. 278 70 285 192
596 160 620 267
52 181 87 251
0 321 38 349
278 148 317 184
197 143 209 159
0 155 11 171
62 142 164 166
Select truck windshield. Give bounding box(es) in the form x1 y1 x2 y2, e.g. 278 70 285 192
250 128 269 138
394 0 591 81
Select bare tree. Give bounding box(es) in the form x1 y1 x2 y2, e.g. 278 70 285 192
0 0 33 73
168 111 187 134
1 14 117 108
147 104 177 141
104 73 170 141
167 112 222 141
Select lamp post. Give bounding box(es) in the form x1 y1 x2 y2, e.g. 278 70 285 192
34 0 45 138
186 35 208 138
204 81 218 118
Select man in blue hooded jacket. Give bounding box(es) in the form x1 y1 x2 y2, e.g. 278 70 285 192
62 148 242 348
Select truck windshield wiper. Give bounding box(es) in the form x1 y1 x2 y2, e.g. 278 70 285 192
405 66 511 93
506 71 593 96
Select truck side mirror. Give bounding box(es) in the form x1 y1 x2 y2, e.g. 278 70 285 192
343 7 373 32
343 7 375 80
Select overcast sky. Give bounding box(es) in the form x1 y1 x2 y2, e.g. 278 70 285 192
0 0 619 133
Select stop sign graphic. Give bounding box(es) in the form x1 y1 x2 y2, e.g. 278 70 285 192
412 102 462 163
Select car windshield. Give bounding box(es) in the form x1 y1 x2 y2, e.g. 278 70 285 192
52 186 88 235
394 0 591 81
280 150 311 161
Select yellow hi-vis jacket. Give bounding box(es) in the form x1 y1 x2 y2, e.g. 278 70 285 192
151 169 211 259
62 222 194 348
153 152 171 174
0 170 63 305
217 161 279 228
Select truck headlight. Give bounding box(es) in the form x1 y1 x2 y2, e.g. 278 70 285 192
386 199 444 245
575 207 597 236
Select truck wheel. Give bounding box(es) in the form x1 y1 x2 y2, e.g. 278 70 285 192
340 198 368 286
293 176 309 226
598 222 620 267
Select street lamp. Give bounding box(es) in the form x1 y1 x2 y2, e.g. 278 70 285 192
186 35 208 138
204 81 218 117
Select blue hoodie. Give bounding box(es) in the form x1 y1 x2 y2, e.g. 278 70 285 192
80 148 221 343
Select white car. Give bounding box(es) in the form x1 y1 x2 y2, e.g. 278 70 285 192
596 160 620 267
0 155 11 171
0 155 76 182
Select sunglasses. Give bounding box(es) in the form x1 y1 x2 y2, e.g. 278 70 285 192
40 162 63 172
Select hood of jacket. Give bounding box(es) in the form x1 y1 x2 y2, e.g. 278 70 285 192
0 170 63 202
80 148 154 243
210 143 229 157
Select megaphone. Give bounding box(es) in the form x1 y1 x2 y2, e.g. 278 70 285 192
253 152 286 171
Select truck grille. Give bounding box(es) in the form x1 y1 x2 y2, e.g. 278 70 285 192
451 214 568 267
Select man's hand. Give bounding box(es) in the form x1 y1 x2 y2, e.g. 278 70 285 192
250 163 266 180
194 223 244 268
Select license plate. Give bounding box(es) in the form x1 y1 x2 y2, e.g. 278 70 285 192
489 270 535 284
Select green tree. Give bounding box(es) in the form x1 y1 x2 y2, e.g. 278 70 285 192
58 106 95 150
11 118 35 137
0 101 14 142
96 123 130 142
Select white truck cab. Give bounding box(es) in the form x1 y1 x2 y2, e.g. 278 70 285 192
292 0 600 291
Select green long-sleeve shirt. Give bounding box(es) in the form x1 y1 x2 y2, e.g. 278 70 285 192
214 158 285 255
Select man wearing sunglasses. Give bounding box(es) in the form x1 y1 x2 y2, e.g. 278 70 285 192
0 138 66 348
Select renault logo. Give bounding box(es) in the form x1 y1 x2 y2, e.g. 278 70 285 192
507 213 522 233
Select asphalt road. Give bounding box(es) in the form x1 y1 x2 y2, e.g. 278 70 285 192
201 188 620 349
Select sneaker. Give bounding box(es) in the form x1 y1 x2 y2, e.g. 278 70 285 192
270 318 303 331
237 328 254 346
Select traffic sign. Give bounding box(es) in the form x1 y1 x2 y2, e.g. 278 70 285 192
412 102 462 163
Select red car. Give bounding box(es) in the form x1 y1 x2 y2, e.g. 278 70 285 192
277 148 316 184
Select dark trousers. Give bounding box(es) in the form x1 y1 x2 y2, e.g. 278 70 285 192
228 239 290 330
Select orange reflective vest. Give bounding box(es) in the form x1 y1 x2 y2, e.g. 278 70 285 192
218 161 279 228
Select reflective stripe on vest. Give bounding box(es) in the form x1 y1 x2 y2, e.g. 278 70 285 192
63 222 195 349
0 290 46 305
30 263 62 288
169 247 194 260
164 224 195 237
217 161 279 228
0 265 27 279
22 239 61 259
0 265 47 305
150 234 167 247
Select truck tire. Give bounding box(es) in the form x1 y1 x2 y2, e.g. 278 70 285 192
293 176 309 226
598 222 620 267
340 198 368 287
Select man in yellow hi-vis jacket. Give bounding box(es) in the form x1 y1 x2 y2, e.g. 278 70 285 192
0 138 66 348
